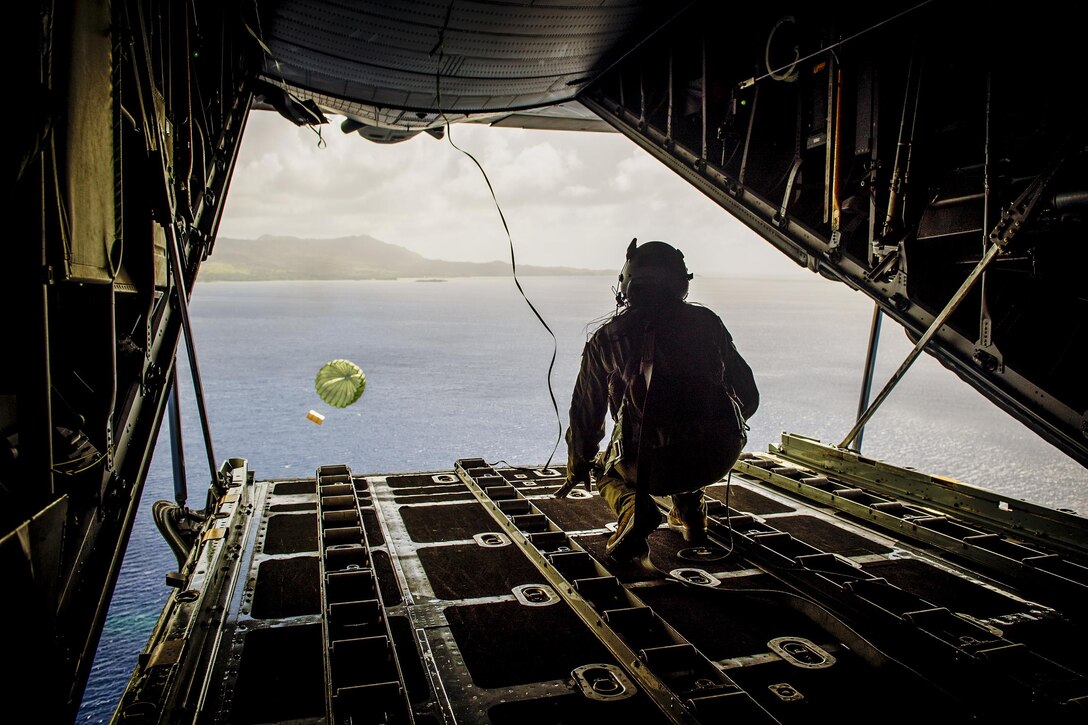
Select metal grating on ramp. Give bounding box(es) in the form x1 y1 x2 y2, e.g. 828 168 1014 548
133 456 1088 723
316 464 413 723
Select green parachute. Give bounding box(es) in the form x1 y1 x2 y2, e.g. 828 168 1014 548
314 359 367 408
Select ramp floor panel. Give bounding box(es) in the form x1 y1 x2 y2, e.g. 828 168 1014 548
178 462 1088 724
704 482 797 514
418 543 548 600
399 502 498 543
263 512 319 554
250 556 321 619
444 601 616 689
768 514 894 556
530 494 615 531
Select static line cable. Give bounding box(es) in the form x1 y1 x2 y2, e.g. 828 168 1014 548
243 0 327 132
444 124 564 468
738 0 936 89
570 1 698 93
431 10 562 468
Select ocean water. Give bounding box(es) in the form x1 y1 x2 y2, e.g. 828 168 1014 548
77 275 1087 722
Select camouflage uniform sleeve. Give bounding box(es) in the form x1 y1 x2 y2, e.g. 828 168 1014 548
565 334 610 483
720 323 759 421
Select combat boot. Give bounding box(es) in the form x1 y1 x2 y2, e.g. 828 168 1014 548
606 494 662 562
667 495 708 543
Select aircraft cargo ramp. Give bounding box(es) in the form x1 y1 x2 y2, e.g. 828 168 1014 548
116 445 1088 724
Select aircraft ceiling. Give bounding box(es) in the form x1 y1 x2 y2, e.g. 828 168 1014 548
247 0 673 138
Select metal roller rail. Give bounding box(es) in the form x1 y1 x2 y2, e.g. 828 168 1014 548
458 457 1088 722
724 452 1088 717
735 440 1088 607
454 458 778 724
316 464 414 724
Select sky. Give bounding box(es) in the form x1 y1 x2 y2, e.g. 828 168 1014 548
211 109 1087 502
217 109 802 279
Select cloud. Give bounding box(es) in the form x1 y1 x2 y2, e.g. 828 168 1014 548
217 111 800 278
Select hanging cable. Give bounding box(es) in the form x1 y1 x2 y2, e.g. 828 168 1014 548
244 0 327 128
443 126 564 469
432 2 563 468
738 0 936 89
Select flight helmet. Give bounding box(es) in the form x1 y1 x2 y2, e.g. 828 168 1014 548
617 239 692 306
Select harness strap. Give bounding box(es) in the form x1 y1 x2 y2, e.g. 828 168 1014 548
631 327 656 488
640 327 655 389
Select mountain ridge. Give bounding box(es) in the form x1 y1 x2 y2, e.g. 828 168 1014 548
200 234 608 281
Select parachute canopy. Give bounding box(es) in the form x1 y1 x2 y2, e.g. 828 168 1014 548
315 359 367 408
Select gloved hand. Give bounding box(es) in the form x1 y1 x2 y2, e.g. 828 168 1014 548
554 474 589 498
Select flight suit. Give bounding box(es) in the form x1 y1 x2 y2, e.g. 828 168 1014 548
563 299 758 557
